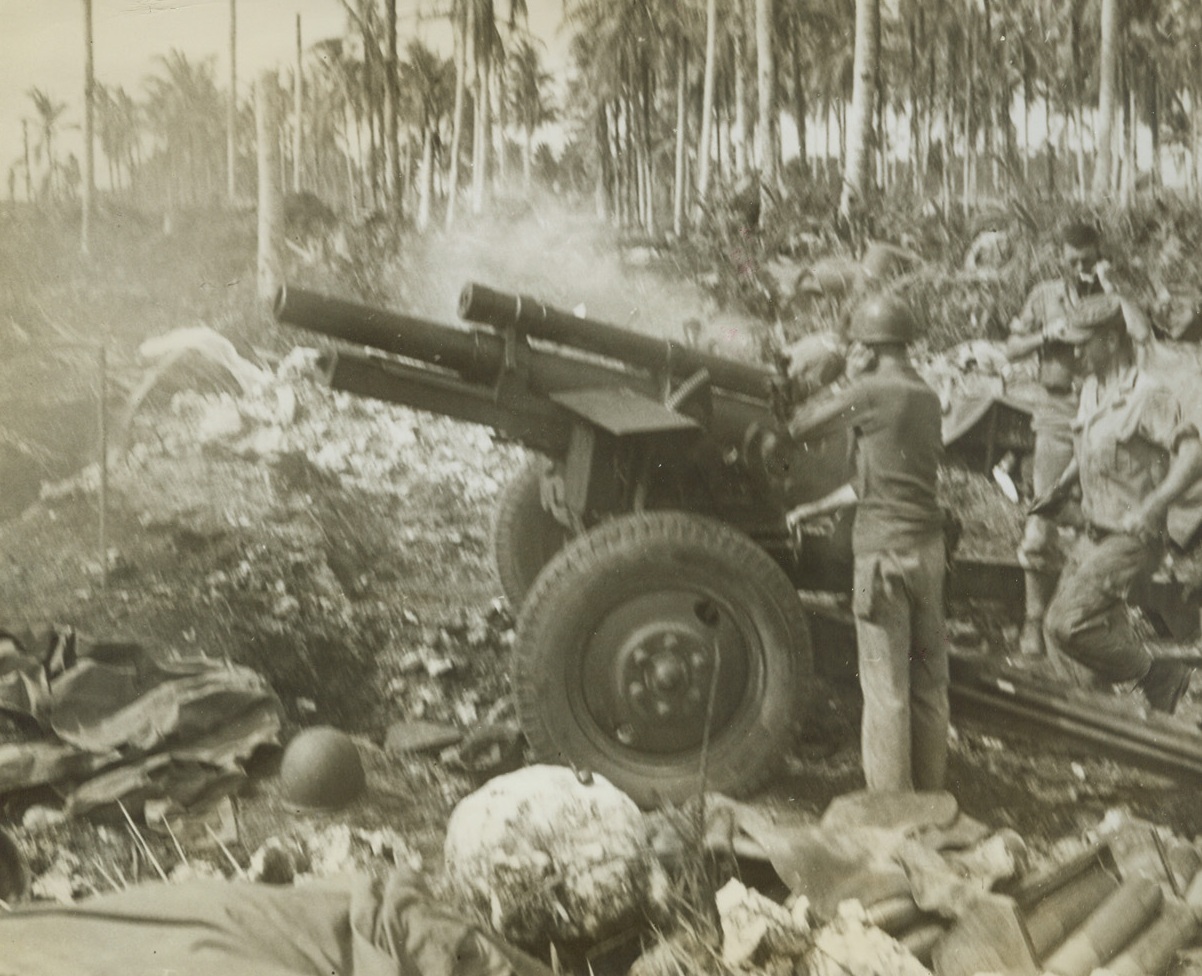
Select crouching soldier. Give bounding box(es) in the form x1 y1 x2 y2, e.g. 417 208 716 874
1034 294 1202 712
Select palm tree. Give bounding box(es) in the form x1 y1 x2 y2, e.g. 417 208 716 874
26 87 70 202
565 0 673 232
308 38 360 209
82 0 95 254
839 0 878 219
755 0 777 222
94 84 139 192
400 39 454 228
1092 0 1121 198
507 37 555 190
143 50 224 206
228 0 237 202
696 0 719 214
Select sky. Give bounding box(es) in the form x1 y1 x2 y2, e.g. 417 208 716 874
0 0 570 184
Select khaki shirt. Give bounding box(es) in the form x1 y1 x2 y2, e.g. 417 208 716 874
1075 365 1198 535
1011 279 1083 392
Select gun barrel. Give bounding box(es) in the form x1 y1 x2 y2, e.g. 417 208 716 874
458 282 773 401
275 285 503 381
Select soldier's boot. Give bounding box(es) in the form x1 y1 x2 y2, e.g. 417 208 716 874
1019 570 1057 657
1139 659 1194 715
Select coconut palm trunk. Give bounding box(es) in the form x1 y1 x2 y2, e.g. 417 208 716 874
1091 0 1120 199
840 0 878 219
755 0 776 219
446 6 467 229
673 38 687 237
228 0 237 202
82 0 95 254
694 0 717 217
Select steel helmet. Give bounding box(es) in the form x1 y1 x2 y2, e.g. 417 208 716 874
279 726 366 812
848 294 919 345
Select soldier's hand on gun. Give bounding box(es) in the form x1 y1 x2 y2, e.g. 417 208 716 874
786 504 837 541
785 483 857 543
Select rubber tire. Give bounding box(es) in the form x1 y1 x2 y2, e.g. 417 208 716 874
492 456 571 610
514 511 812 808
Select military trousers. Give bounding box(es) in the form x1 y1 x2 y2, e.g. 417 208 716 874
1044 530 1161 685
852 534 950 792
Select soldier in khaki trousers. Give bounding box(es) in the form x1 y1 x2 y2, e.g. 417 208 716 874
787 295 948 791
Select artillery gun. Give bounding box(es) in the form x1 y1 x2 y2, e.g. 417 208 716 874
275 283 1202 806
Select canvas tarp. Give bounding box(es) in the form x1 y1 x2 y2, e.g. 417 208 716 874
0 867 553 976
0 628 280 817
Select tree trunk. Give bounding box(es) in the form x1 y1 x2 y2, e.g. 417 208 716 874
1122 67 1135 204
495 61 508 189
1091 0 1120 198
255 74 283 303
228 0 237 202
363 16 378 207
385 0 400 206
293 15 303 193
446 9 467 230
417 125 433 231
962 25 974 217
673 38 687 238
1150 66 1162 189
755 0 776 219
840 0 878 219
595 104 610 221
82 0 94 255
472 50 492 215
22 120 31 202
790 26 806 170
734 9 750 176
909 14 920 194
695 0 718 217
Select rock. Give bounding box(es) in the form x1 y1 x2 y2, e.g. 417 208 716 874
383 719 462 757
809 901 932 976
443 764 670 949
21 805 67 832
716 877 811 967
247 839 297 884
196 398 244 443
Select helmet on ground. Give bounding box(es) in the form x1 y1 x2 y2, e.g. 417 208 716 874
279 726 366 812
848 294 919 345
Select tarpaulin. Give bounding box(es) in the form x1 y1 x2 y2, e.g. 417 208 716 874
0 867 553 976
704 791 995 922
0 628 280 817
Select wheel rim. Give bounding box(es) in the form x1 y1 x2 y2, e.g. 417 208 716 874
578 587 756 755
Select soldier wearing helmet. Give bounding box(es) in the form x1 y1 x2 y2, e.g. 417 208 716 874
785 294 949 793
1032 293 1202 713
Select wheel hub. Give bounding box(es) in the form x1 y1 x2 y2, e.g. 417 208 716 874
582 591 753 754
622 627 710 720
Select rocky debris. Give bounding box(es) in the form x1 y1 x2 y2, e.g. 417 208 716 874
443 764 671 950
715 878 811 968
810 901 932 976
383 719 463 757
244 822 421 883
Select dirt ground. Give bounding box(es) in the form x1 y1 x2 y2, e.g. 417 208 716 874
3 200 1202 926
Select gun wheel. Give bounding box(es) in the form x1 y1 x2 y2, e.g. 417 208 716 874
492 455 571 610
514 511 812 807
